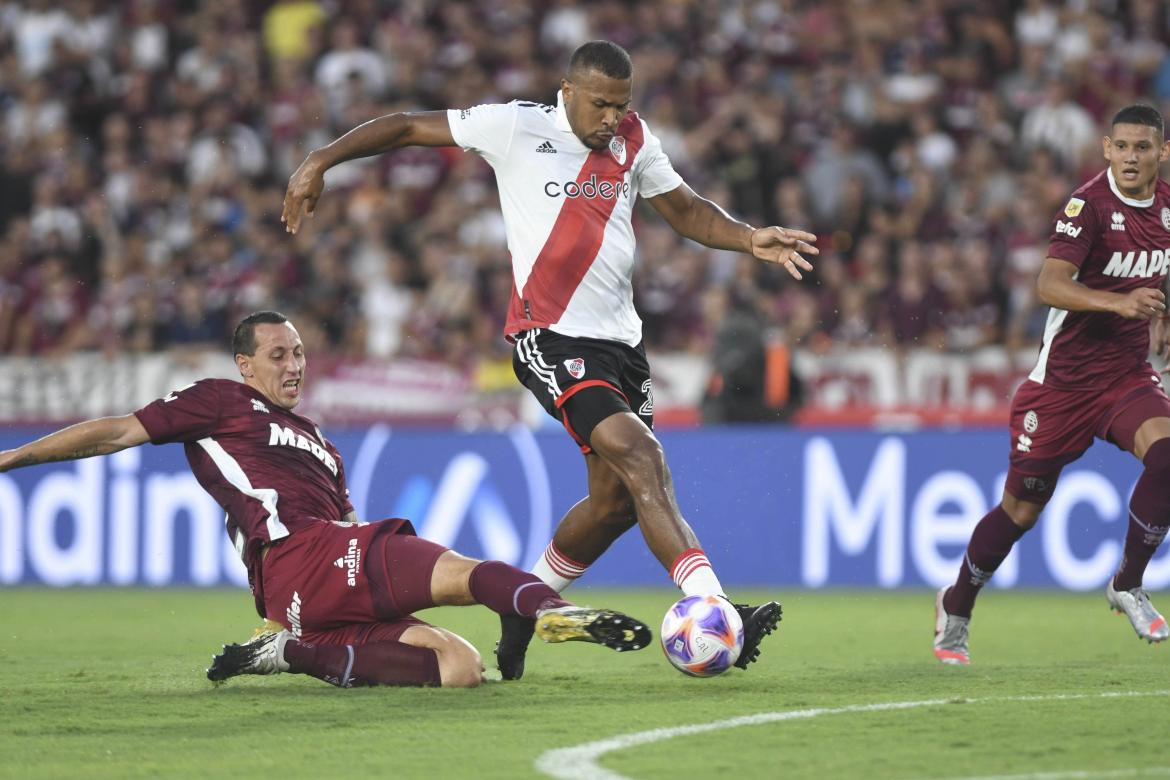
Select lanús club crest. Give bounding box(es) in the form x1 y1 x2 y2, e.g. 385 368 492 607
1161 207 1170 232
1023 410 1039 433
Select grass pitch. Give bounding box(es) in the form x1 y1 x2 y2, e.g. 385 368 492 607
1 588 1166 779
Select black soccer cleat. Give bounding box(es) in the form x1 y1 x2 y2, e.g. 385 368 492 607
732 601 782 669
495 614 536 681
206 630 290 682
534 607 652 652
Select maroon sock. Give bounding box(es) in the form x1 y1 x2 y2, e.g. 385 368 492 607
283 639 441 687
1114 440 1170 591
944 506 1027 618
467 560 570 618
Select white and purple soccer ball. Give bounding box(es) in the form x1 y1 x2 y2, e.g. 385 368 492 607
660 595 743 677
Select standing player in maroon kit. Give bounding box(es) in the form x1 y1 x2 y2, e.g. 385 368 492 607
934 104 1170 665
282 40 813 680
0 311 651 688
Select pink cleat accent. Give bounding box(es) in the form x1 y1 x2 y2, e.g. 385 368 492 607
933 587 971 665
1106 581 1170 643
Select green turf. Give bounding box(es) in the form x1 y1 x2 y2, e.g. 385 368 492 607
0 588 1166 779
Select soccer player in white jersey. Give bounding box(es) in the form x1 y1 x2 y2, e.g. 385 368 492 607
283 41 817 679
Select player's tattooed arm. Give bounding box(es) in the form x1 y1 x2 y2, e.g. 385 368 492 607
0 414 151 472
648 183 818 279
282 111 455 234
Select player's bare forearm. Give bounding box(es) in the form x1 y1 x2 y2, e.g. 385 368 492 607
1035 257 1159 318
648 184 817 279
1037 274 1122 313
677 197 753 251
283 111 455 233
311 112 455 169
0 415 149 472
650 186 751 250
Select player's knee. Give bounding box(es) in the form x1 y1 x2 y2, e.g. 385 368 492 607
431 550 481 606
1001 496 1042 529
597 427 665 475
430 629 483 688
436 642 484 689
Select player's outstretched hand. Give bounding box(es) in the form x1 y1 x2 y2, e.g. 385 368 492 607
750 226 818 280
1115 287 1166 321
281 154 326 235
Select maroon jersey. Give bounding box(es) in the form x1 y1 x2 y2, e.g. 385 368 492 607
134 378 354 576
1031 169 1170 389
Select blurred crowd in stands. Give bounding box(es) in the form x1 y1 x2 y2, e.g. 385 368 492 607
1 0 1168 390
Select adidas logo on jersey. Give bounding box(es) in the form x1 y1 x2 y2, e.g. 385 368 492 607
535 141 557 153
1112 212 1126 231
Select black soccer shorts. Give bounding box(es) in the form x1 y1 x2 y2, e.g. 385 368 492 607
512 328 654 453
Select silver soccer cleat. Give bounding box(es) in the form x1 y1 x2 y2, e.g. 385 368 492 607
1106 581 1169 643
207 629 292 682
933 587 971 665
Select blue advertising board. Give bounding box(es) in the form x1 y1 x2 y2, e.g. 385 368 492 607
1 425 1165 590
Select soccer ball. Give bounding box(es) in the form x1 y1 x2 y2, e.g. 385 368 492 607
660 595 743 677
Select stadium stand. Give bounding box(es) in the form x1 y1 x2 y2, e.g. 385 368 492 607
0 0 1166 425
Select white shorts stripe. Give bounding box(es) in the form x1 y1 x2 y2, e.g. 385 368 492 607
518 329 562 398
341 644 355 688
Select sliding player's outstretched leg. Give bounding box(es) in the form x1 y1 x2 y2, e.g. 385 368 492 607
208 622 477 688
534 605 651 651
207 629 290 681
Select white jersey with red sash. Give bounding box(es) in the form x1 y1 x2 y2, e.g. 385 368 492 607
448 92 683 347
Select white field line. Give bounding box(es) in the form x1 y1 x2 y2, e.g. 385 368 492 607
936 770 1170 780
533 690 1170 780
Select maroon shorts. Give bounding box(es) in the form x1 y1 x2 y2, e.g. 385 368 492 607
260 519 449 645
1006 366 1170 503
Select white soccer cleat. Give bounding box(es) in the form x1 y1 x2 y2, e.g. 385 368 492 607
1106 581 1169 643
207 629 292 682
933 587 971 666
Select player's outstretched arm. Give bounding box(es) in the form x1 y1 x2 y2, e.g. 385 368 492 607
0 414 150 472
647 184 817 279
282 111 456 234
1037 257 1166 319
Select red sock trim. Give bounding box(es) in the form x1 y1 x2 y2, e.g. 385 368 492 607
670 547 711 587
544 542 588 578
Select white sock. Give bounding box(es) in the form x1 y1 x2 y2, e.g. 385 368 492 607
531 541 588 592
670 548 725 597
